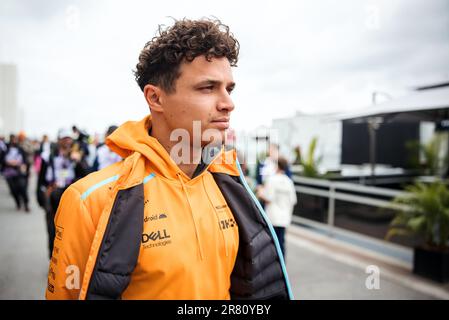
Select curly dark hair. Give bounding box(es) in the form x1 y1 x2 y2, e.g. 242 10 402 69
134 18 239 93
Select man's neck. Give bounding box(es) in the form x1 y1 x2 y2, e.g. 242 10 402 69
150 124 202 179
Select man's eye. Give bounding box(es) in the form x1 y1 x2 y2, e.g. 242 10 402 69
200 86 213 91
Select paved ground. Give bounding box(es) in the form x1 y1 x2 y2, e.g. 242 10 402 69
0 175 445 300
285 235 435 299
0 175 48 300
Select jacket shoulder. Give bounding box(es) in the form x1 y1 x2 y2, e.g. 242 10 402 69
208 149 240 176
70 160 123 202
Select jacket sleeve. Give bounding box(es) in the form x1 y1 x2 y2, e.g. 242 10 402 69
45 186 96 300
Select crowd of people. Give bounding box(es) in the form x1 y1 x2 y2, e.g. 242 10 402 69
0 125 122 258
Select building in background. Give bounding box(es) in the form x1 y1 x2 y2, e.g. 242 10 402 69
338 82 449 181
271 111 342 171
270 82 449 178
0 64 23 137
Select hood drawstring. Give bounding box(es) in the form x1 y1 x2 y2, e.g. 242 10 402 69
202 177 229 257
177 172 204 261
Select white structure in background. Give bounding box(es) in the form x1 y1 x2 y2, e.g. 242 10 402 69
235 126 273 166
337 82 449 177
0 64 23 137
271 112 342 172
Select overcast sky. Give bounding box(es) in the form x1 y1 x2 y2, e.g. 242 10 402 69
1 0 448 139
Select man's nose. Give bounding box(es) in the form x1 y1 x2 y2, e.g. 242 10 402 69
217 90 235 112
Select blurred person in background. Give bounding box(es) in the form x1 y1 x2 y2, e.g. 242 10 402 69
39 135 53 161
36 134 55 211
256 143 292 208
256 143 292 186
2 134 30 212
72 125 90 158
18 131 34 175
0 136 7 172
86 134 99 168
92 125 122 171
32 138 42 173
256 143 279 186
37 128 91 258
257 156 297 258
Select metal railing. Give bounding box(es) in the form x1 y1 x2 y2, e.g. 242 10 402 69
292 175 411 235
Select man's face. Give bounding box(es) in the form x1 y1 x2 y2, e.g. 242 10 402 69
10 136 18 145
160 56 235 147
59 137 73 152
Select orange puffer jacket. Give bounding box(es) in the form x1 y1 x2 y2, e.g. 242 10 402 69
45 115 293 300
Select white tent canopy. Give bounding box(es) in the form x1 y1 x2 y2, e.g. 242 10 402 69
337 85 449 122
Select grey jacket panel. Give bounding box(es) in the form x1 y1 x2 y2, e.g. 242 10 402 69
212 173 289 300
86 184 144 299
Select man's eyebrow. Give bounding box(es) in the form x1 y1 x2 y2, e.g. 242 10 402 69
194 79 236 87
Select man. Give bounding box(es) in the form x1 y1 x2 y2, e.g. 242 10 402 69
256 143 280 188
17 131 34 175
92 125 122 171
38 128 91 258
257 157 297 258
72 125 90 158
0 136 8 172
256 143 292 187
46 18 292 300
2 134 30 212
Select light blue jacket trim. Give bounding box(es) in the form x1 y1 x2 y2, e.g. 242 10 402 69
80 175 120 200
81 172 155 201
143 173 156 184
235 159 294 300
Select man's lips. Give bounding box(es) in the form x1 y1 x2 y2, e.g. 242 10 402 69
211 118 230 129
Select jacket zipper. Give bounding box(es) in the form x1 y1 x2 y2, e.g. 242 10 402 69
176 172 204 261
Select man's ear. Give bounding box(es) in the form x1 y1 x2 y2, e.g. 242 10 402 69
143 84 163 113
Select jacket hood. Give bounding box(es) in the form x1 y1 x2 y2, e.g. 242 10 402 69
106 115 239 182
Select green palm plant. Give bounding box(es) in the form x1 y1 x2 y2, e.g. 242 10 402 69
300 137 323 178
422 133 449 177
386 181 449 250
406 132 449 177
